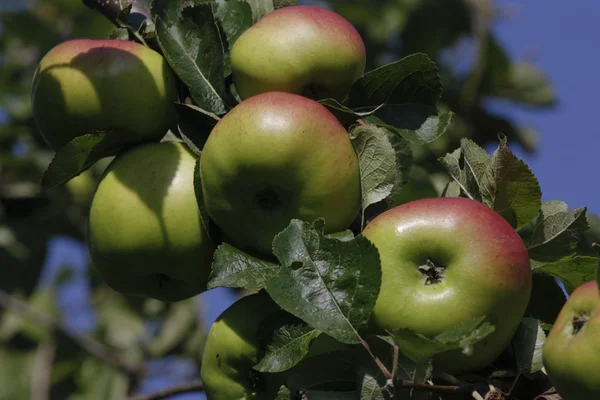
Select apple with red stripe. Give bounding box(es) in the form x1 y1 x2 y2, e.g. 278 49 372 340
199 91 361 255
231 5 366 102
362 197 532 373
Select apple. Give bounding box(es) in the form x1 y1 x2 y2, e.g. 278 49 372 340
362 197 532 373
87 141 215 302
230 5 366 102
31 39 177 151
543 280 600 399
199 91 361 255
201 292 287 399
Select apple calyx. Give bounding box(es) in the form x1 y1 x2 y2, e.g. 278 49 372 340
418 259 445 285
255 187 285 210
572 313 590 335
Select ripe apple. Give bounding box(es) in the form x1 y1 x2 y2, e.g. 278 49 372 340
88 141 215 302
201 292 287 399
230 5 366 102
362 197 532 373
31 39 177 151
199 92 361 255
543 280 600 399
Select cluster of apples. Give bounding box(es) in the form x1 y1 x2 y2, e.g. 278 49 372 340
29 4 599 399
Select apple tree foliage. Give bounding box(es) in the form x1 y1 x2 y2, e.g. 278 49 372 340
0 0 598 399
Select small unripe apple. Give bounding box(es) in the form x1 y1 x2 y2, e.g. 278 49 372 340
362 197 532 373
88 141 215 302
199 92 361 255
543 281 600 400
31 39 177 151
230 5 366 102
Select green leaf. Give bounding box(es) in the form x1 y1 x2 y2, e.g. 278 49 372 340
174 103 220 155
212 0 254 74
512 318 546 375
41 132 143 190
349 124 396 227
383 131 414 208
519 200 589 262
245 0 274 22
585 212 600 249
304 391 358 399
255 313 321 373
0 347 36 400
153 0 229 115
389 316 495 364
207 243 281 290
439 137 491 202
275 385 292 399
348 53 442 109
273 0 297 9
480 136 542 228
533 255 599 294
358 367 385 400
267 220 381 344
326 230 356 242
364 107 454 145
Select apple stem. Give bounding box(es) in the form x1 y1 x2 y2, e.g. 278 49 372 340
360 339 393 380
391 343 400 380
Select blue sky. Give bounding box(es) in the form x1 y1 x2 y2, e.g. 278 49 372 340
14 0 600 398
490 0 599 214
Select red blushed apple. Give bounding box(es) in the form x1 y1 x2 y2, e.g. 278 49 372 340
362 197 532 373
199 91 361 256
230 5 366 102
543 280 600 400
31 39 177 151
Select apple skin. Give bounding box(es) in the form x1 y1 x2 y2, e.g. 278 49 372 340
543 281 600 400
200 92 361 255
201 292 287 399
31 39 177 151
230 5 366 102
88 141 215 302
362 197 532 374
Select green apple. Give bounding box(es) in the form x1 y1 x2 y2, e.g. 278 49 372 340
200 91 361 255
543 280 600 399
88 141 215 302
362 197 532 373
230 5 366 102
31 39 177 151
201 292 287 399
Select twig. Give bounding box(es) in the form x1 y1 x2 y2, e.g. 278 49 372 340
398 380 475 394
361 338 393 380
128 380 204 400
0 289 142 379
31 341 55 400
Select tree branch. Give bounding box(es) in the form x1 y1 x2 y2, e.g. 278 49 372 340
0 289 143 379
128 380 204 400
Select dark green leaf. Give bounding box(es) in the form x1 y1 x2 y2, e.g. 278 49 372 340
533 255 599 294
383 132 414 208
348 53 442 108
153 1 229 114
245 0 274 22
358 367 385 400
212 0 254 74
41 132 143 191
273 0 297 9
286 351 357 393
480 136 542 227
255 314 320 373
193 156 217 243
512 318 546 375
364 107 454 145
175 103 220 155
492 63 556 107
207 243 281 290
519 201 589 262
275 386 292 399
349 125 396 227
267 220 381 344
439 137 490 202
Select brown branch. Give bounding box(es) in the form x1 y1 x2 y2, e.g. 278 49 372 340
398 379 475 394
0 289 143 379
31 341 55 400
128 380 204 400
